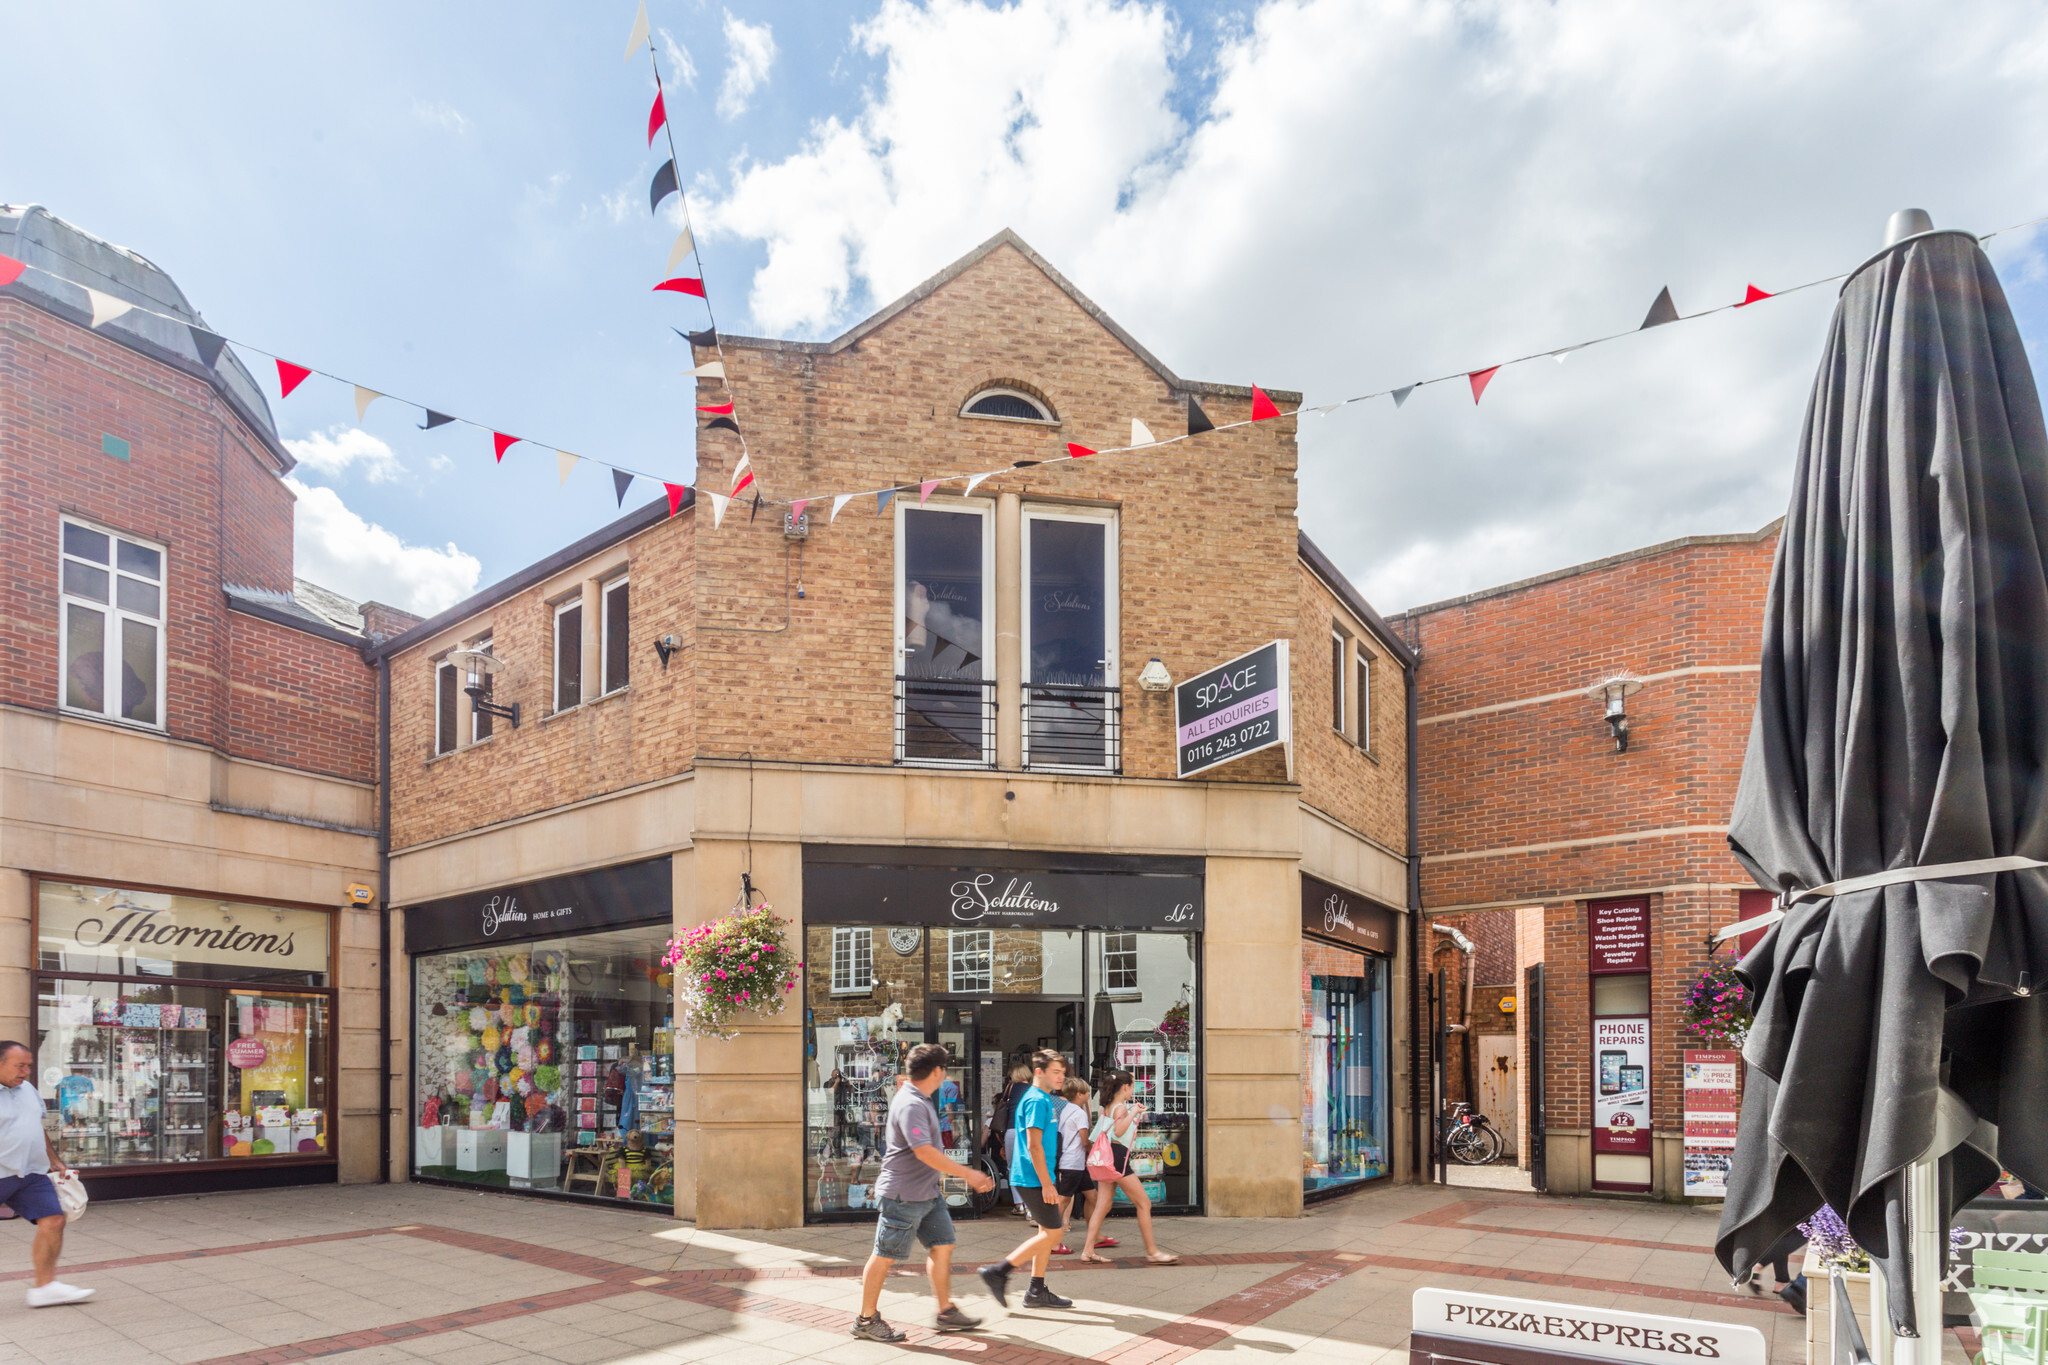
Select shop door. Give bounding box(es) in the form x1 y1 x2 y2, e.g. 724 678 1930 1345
1476 1034 1517 1158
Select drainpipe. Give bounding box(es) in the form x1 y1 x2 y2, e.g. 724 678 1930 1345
1432 922 1479 1115
1406 661 1424 1184
377 655 393 1184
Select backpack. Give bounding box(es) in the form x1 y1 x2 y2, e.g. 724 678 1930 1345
985 1083 1020 1156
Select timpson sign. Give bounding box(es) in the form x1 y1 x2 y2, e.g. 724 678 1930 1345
1410 1290 1765 1365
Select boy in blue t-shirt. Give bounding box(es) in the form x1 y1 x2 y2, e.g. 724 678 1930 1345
979 1049 1075 1311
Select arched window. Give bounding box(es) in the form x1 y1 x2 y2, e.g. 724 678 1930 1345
960 387 1055 423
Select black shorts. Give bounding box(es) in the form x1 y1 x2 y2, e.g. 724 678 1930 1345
1017 1183 1066 1230
1110 1143 1132 1177
1055 1167 1092 1198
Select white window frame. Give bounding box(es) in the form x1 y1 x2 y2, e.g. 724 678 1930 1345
552 597 583 714
468 635 495 744
894 497 996 767
958 387 1055 424
1020 504 1120 772
1102 932 1140 997
949 929 993 993
1330 628 1348 735
600 575 629 696
1356 644 1374 750
830 927 875 997
58 515 166 731
434 658 460 755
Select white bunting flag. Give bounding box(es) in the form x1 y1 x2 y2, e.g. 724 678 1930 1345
354 386 382 421
1131 418 1156 447
85 288 134 329
1391 385 1416 408
667 227 695 274
1313 403 1342 416
556 451 580 485
685 361 726 380
963 471 993 496
707 490 731 528
831 493 855 522
624 1 649 63
729 452 751 490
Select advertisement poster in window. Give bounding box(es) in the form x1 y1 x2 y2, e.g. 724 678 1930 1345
1682 1049 1741 1197
1590 1016 1650 1154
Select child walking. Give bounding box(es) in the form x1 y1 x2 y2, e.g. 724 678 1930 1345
1079 1070 1177 1264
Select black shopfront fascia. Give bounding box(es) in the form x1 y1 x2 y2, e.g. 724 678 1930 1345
1300 874 1398 1202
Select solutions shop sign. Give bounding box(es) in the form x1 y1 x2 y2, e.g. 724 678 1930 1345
1174 641 1291 779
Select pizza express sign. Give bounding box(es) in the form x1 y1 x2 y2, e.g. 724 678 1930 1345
805 853 1204 931
1410 1289 1766 1365
403 857 673 953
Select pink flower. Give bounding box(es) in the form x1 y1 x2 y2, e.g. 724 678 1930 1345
739 991 750 1001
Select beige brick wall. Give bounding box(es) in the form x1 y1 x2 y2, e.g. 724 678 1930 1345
1294 566 1408 854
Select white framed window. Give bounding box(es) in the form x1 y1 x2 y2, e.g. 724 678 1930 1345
895 499 995 766
1102 932 1139 996
1330 629 1347 734
830 927 875 996
959 387 1055 424
468 636 495 743
949 930 993 993
1021 505 1119 771
601 576 629 696
1356 646 1373 749
59 517 165 729
435 659 460 755
553 598 583 713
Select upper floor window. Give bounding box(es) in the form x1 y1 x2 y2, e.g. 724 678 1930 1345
468 636 495 743
830 927 875 996
896 502 994 766
949 929 993 993
959 387 1054 424
601 576 629 695
554 598 583 712
434 635 493 755
1356 647 1373 749
59 517 164 729
1022 507 1118 771
1330 629 1347 734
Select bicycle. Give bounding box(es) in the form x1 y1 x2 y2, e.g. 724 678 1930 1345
1441 1102 1505 1165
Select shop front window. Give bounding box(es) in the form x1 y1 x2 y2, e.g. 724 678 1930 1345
802 923 929 1218
1302 942 1389 1193
411 926 675 1207
34 880 335 1173
1090 931 1198 1212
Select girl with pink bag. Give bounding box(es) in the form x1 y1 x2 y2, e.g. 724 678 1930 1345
1079 1071 1177 1265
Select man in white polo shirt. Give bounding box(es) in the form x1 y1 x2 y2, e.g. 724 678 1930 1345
0 1041 92 1306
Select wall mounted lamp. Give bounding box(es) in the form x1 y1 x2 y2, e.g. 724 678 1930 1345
447 648 520 729
654 634 683 670
1137 658 1173 692
1587 675 1643 753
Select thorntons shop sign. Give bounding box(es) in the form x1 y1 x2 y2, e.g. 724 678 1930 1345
38 881 331 975
804 849 1204 931
1410 1289 1765 1365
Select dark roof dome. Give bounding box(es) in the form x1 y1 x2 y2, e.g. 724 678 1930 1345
0 203 287 464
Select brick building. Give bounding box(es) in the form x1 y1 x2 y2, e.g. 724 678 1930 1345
376 230 1416 1226
1392 522 1780 1198
0 205 405 1196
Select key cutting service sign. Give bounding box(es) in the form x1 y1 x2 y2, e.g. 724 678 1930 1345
1175 641 1291 778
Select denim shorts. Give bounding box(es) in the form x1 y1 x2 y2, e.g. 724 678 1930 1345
0 1173 61 1224
872 1196 956 1260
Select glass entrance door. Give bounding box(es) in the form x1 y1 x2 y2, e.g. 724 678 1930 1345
931 1003 984 1212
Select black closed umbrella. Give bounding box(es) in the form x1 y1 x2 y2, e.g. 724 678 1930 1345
1714 210 2048 1346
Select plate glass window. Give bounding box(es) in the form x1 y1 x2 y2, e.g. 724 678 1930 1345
1330 630 1346 733
1356 650 1372 747
554 600 583 712
602 577 629 695
1022 509 1118 770
960 388 1052 423
831 927 875 996
897 504 993 765
435 660 460 755
469 637 495 742
60 518 164 727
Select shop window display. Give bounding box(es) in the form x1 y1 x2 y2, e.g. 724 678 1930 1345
1094 931 1199 1211
1301 943 1389 1192
411 925 675 1207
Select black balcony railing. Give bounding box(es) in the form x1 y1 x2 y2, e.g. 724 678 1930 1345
1023 683 1121 772
896 675 996 766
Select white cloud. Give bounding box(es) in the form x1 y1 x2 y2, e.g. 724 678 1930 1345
411 100 471 135
693 0 2048 609
718 10 778 121
661 27 699 89
284 426 403 483
285 478 481 616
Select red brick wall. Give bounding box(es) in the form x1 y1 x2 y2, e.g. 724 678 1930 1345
0 298 374 783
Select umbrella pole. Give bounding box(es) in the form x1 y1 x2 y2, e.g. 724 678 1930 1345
1891 1155 1944 1365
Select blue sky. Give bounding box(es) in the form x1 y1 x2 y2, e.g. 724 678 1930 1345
9 1 2048 615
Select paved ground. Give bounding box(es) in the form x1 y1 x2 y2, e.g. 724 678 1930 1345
0 1179 1941 1365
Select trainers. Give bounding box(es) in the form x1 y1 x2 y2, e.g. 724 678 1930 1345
851 1314 907 1342
934 1305 982 1332
1777 1280 1808 1317
978 1262 1013 1308
25 1281 94 1308
1021 1283 1073 1309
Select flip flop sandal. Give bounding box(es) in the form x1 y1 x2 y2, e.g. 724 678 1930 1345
1145 1254 1181 1265
1079 1253 1113 1264
1052 1245 1073 1255
1096 1238 1119 1248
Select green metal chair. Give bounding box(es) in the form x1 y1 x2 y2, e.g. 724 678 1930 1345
1972 1248 2048 1365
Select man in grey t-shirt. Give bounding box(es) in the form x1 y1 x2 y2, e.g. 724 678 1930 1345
852 1043 994 1343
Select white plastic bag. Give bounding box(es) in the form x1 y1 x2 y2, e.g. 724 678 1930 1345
50 1170 87 1224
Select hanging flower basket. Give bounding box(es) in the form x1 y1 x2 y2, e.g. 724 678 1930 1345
1159 1002 1192 1050
1681 955 1753 1047
663 902 802 1041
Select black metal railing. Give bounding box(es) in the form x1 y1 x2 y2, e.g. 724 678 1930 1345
1022 683 1120 771
896 675 996 766
1833 1270 1874 1365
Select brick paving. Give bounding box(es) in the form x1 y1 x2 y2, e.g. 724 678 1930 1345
0 1179 1954 1365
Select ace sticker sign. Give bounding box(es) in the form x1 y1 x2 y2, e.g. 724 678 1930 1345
1175 641 1291 778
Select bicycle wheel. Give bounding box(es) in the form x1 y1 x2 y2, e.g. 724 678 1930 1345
1472 1124 1504 1165
968 1154 1006 1216
1446 1125 1489 1165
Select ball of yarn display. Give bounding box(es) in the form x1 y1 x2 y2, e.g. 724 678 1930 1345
500 1001 519 1026
524 1005 542 1028
507 1066 526 1091
537 1039 555 1066
517 1077 534 1096
486 959 501 988
510 1026 530 1049
526 1093 549 1120
482 1026 501 1052
534 1064 560 1093
495 1043 514 1073
469 1007 489 1032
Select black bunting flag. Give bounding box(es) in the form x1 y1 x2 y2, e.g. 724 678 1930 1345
706 416 740 434
613 469 633 507
420 410 456 430
673 326 718 348
1187 396 1215 437
188 326 228 370
649 161 679 215
1640 286 1680 329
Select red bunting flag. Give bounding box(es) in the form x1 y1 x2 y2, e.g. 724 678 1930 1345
697 401 734 415
789 498 811 523
493 433 519 461
0 253 24 288
1737 284 1774 307
654 277 707 297
1468 366 1500 404
664 482 688 517
732 469 755 497
276 360 313 398
919 479 940 503
1066 443 1096 459
1250 385 1280 421
647 90 667 146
